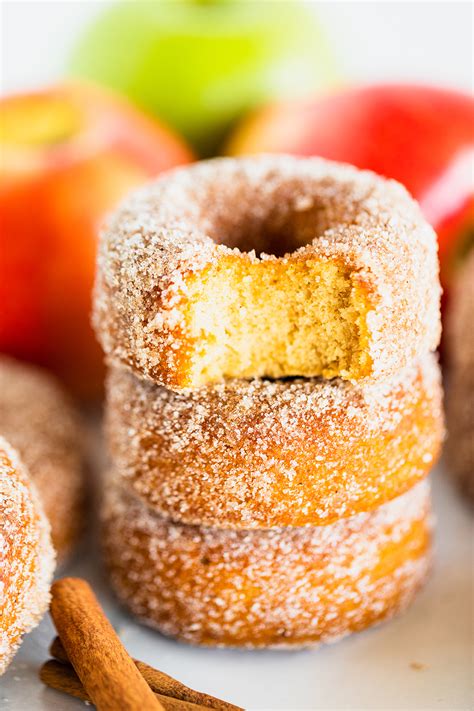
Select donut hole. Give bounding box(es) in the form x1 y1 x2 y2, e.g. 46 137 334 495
184 255 372 384
198 187 344 258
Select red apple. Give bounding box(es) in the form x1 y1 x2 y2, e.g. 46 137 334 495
0 83 193 399
228 84 474 290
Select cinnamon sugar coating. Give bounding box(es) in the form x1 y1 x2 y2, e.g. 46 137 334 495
445 250 474 502
0 357 85 560
102 479 432 649
0 436 55 674
106 354 443 527
93 155 441 390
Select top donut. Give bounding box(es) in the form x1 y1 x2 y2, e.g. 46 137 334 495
93 155 441 389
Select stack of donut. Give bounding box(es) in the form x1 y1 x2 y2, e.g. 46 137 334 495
93 155 444 648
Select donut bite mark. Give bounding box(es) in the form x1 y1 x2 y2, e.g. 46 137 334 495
93 155 441 390
182 253 373 386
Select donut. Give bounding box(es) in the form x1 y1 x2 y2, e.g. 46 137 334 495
447 248 474 372
445 369 474 503
445 250 474 502
102 479 432 649
106 354 443 527
0 357 85 561
0 436 55 674
93 155 441 390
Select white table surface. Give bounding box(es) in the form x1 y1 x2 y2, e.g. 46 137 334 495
1 465 472 711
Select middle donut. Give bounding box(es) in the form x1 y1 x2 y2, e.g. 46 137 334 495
106 353 443 528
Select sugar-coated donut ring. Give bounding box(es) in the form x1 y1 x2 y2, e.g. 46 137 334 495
106 354 443 527
102 480 432 649
93 155 441 390
0 436 55 674
0 357 85 561
445 250 474 502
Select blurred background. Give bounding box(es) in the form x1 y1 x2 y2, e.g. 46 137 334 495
1 1 473 400
3 2 472 93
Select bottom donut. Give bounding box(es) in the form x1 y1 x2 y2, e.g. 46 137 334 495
102 480 432 649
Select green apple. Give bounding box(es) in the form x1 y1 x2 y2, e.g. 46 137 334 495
69 0 337 155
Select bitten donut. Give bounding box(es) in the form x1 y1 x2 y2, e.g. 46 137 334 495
93 155 441 390
0 357 84 560
102 479 432 649
106 354 443 527
0 436 55 674
445 250 474 502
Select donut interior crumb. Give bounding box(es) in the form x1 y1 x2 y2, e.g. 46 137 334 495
184 254 372 385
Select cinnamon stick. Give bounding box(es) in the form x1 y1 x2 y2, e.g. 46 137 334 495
40 660 87 704
40 660 215 711
50 636 243 711
49 577 163 711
